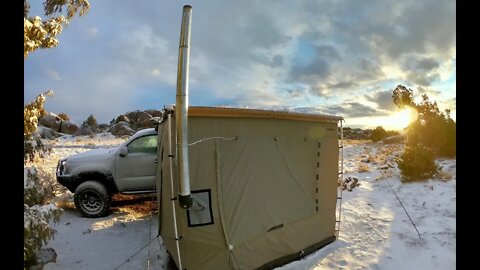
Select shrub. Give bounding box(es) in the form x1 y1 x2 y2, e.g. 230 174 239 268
370 126 400 142
392 85 456 157
24 168 62 268
24 90 54 139
82 114 98 129
395 144 439 181
24 138 52 164
370 126 387 142
57 112 70 121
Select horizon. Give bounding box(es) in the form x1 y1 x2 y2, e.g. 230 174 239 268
24 0 456 131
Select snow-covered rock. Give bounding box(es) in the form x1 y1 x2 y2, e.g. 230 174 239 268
39 115 61 131
109 121 135 137
59 121 80 135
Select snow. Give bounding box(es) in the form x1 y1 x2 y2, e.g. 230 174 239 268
30 203 59 214
24 167 36 189
32 135 454 270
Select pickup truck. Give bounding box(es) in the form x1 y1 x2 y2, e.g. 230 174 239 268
56 126 162 217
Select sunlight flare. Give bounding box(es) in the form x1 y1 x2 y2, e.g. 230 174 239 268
387 108 418 130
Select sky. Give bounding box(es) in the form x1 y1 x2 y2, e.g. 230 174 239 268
24 0 456 130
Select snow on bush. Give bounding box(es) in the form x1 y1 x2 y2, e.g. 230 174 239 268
24 167 62 268
24 137 52 165
396 144 439 181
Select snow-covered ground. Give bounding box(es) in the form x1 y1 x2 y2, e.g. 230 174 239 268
32 134 455 270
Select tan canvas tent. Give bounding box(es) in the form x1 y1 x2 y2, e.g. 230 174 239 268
156 106 343 270
156 6 344 269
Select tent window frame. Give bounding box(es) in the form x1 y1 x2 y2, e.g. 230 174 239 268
187 189 214 227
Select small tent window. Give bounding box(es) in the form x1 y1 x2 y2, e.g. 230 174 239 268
187 189 213 227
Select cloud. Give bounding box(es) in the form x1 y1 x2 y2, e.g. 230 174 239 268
291 101 387 118
86 27 98 37
290 58 331 80
415 58 439 71
319 101 382 118
271 55 283 67
365 90 396 111
151 69 161 77
315 45 341 61
23 0 455 127
44 68 61 81
417 86 441 96
441 97 456 111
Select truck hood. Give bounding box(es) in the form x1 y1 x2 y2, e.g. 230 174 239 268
65 147 118 163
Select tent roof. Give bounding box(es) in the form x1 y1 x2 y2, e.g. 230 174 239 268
188 106 343 123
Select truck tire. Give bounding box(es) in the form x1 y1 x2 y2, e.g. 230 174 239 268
74 181 112 218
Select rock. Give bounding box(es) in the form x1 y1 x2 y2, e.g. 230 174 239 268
75 127 96 137
342 177 360 191
38 115 61 131
145 109 163 118
109 121 135 137
115 114 130 124
59 121 80 135
34 126 60 140
126 111 153 130
126 111 141 123
138 118 156 129
135 111 153 124
28 248 57 270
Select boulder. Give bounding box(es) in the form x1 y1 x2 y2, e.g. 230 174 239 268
34 126 60 140
59 121 80 135
126 111 141 123
109 121 135 137
126 111 152 130
28 247 57 270
145 109 163 118
74 127 95 137
115 114 130 124
38 115 61 131
138 118 156 129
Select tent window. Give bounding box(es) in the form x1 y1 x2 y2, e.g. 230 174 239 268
187 189 214 227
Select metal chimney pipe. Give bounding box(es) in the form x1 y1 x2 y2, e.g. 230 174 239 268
176 5 193 209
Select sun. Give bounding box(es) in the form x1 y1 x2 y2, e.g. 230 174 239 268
388 108 418 130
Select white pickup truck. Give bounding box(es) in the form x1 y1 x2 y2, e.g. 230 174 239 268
56 126 162 217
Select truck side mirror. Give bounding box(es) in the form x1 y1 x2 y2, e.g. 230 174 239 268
119 146 128 157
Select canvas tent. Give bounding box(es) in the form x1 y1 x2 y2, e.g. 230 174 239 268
156 106 343 270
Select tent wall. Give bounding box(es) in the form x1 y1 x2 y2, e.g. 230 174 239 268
157 113 339 270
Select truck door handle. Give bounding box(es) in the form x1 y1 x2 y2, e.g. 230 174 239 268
154 159 158 163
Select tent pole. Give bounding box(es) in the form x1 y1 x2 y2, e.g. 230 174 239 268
335 119 344 238
168 113 183 269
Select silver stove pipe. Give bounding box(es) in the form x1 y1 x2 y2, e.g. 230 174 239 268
175 5 193 209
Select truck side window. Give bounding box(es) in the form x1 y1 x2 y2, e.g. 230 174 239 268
127 135 157 153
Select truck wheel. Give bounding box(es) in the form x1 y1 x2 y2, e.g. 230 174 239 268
74 181 112 218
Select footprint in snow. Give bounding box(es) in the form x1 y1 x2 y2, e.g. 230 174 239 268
431 255 439 268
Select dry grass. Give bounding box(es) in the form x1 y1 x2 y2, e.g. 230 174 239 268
343 139 371 145
55 199 75 210
358 163 370 172
375 169 394 181
111 194 157 217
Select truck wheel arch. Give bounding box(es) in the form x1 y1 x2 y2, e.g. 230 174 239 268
75 171 118 194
